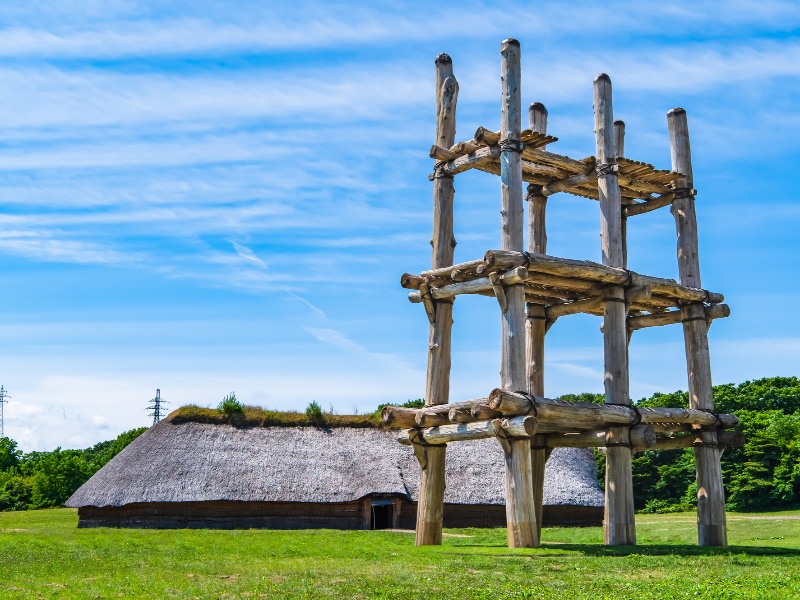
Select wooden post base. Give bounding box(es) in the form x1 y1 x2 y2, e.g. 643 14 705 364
415 445 446 546
504 437 539 548
530 434 548 541
695 443 727 546
604 429 636 546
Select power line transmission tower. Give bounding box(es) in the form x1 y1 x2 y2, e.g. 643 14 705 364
146 389 167 425
0 386 10 438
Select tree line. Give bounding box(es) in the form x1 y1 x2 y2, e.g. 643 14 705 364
0 428 146 511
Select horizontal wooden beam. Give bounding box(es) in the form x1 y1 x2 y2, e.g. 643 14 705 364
429 146 500 179
627 304 730 331
407 267 526 303
487 389 738 428
624 192 674 216
477 251 724 304
397 415 537 445
650 430 745 451
545 425 655 450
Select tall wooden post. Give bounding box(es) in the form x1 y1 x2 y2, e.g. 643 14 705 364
526 101 549 542
415 53 458 546
667 108 727 546
614 120 628 268
594 74 636 546
499 38 537 549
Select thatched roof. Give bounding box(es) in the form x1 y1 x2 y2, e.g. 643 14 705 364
67 420 603 508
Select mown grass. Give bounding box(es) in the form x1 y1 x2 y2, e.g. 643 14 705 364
168 405 381 428
1 510 799 599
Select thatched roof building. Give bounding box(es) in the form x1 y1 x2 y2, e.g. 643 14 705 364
67 418 604 529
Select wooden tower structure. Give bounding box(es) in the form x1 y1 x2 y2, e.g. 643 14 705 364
383 39 743 548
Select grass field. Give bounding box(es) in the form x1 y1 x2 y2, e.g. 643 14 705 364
1 509 799 599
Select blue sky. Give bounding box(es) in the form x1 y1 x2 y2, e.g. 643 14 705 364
1 0 799 450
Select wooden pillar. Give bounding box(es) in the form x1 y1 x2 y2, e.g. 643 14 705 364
614 120 628 268
415 53 458 546
594 74 636 546
668 108 727 547
500 38 538 549
526 101 549 542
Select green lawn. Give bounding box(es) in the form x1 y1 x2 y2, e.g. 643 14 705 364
1 509 799 599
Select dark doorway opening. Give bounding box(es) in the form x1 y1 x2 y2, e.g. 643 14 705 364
371 503 393 530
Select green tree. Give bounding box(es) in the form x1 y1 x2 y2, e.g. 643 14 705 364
0 437 21 471
0 474 32 511
28 450 92 509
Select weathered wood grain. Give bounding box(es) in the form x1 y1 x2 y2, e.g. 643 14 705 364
668 107 727 547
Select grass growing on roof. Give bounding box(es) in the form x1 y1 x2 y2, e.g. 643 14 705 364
0 509 799 599
168 404 383 428
168 397 425 428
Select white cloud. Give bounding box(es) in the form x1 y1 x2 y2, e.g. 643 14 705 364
0 230 134 265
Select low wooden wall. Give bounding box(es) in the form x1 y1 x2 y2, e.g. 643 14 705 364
397 503 602 529
78 500 371 530
77 499 602 529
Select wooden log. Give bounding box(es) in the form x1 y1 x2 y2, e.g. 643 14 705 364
410 398 485 419
474 125 501 146
420 259 484 280
546 298 605 319
503 436 536 547
382 406 419 429
489 389 631 426
400 273 424 290
545 424 655 450
542 172 593 196
416 410 451 428
400 273 450 291
650 422 692 434
624 192 674 217
525 272 603 295
481 250 624 282
526 101 548 542
407 267 526 303
487 388 738 428
595 74 635 547
521 146 589 175
397 415 537 445
615 120 628 268
627 304 730 331
488 272 508 312
637 275 723 305
398 391 738 428
416 52 459 548
448 406 474 423
639 406 738 428
418 282 436 324
471 403 502 420
526 304 546 393
415 399 487 427
430 144 459 161
669 107 727 547
389 396 738 431
520 160 566 179
650 430 745 451
523 290 578 305
499 38 537 549
479 251 724 304
432 145 500 178
416 445 445 545
472 124 556 149
614 120 625 158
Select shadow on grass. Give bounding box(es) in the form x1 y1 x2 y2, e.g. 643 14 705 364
540 543 800 557
446 543 800 557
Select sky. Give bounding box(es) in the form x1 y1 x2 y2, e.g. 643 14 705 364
1 0 799 450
